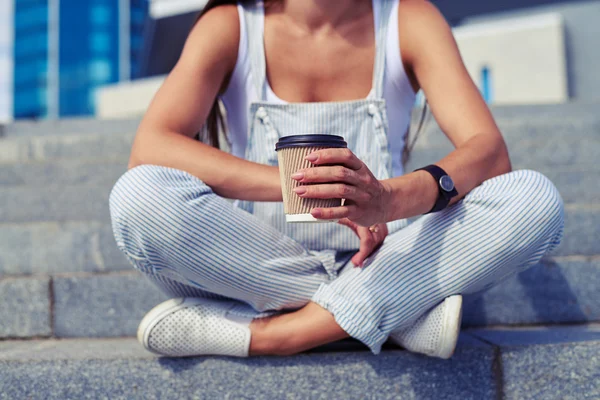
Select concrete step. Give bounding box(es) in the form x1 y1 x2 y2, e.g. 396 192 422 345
0 160 127 187
485 102 600 123
553 206 600 258
2 125 597 165
0 183 112 223
1 258 596 339
0 117 141 138
0 221 129 276
406 134 600 169
1 110 599 164
0 276 51 338
463 257 600 327
2 102 598 139
414 116 600 148
410 102 600 132
0 202 596 276
2 161 598 203
0 131 134 164
0 325 598 400
2 162 598 214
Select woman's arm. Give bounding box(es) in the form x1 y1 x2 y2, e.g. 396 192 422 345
129 5 282 201
383 0 512 220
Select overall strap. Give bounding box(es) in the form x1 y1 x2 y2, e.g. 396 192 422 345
372 0 394 98
242 1 267 101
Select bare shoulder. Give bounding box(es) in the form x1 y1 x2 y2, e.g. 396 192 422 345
398 0 449 30
178 4 240 74
397 0 454 65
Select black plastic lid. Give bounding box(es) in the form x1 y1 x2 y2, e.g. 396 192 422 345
275 135 347 151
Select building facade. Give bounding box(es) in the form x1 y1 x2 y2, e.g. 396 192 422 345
12 0 148 119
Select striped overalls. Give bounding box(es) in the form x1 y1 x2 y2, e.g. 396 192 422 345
109 1 564 353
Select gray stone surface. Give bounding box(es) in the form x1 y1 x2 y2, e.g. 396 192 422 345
41 256 600 338
414 118 600 150
0 338 148 361
0 184 112 223
488 102 600 123
0 117 141 138
0 160 126 186
0 221 129 275
468 324 600 346
2 183 597 260
0 131 133 164
463 259 600 327
540 168 600 205
53 273 167 337
2 103 597 139
0 333 488 361
500 341 600 400
468 326 600 399
407 134 600 170
0 340 496 400
0 277 51 338
553 206 600 257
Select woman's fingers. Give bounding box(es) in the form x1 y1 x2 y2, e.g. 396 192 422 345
311 205 357 220
294 183 370 202
292 166 362 185
306 148 363 171
352 223 388 267
337 218 359 234
351 227 375 266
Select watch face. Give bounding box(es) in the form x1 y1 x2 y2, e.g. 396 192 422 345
439 175 455 192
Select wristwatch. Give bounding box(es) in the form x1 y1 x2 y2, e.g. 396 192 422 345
415 164 458 214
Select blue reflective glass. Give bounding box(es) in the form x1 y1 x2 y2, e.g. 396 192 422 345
13 0 150 118
90 33 111 53
14 88 46 118
89 59 113 82
91 5 112 25
14 59 47 86
15 5 48 31
480 66 494 103
14 32 49 58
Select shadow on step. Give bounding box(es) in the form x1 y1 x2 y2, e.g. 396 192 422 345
463 258 591 327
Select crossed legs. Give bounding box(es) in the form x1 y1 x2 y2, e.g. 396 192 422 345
110 165 564 355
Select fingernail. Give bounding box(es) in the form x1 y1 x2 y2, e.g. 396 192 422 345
291 172 304 180
294 186 307 195
305 154 318 162
311 208 322 217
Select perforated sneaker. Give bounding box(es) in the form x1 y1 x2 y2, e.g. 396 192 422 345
388 295 463 359
137 298 254 357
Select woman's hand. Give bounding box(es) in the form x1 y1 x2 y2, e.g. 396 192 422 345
291 148 392 227
339 219 388 267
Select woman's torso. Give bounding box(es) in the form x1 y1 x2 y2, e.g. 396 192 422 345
220 0 416 177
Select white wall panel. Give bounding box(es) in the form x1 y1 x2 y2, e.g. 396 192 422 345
454 13 568 105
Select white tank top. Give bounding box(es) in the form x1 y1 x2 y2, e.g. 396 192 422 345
220 0 416 177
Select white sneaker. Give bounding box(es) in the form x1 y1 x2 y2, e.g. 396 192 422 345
137 298 254 357
388 295 463 359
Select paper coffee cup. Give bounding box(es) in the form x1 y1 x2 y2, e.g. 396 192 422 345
275 135 348 223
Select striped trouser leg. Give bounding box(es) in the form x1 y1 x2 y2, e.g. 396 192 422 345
109 164 341 312
312 169 565 353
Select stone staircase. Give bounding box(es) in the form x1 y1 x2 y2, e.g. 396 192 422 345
0 104 599 399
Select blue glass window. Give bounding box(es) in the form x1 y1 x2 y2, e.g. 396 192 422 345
15 5 48 31
13 0 150 118
480 66 494 103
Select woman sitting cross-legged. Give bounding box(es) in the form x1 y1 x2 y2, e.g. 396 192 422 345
109 0 564 359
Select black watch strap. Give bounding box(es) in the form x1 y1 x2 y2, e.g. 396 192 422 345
415 164 459 214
